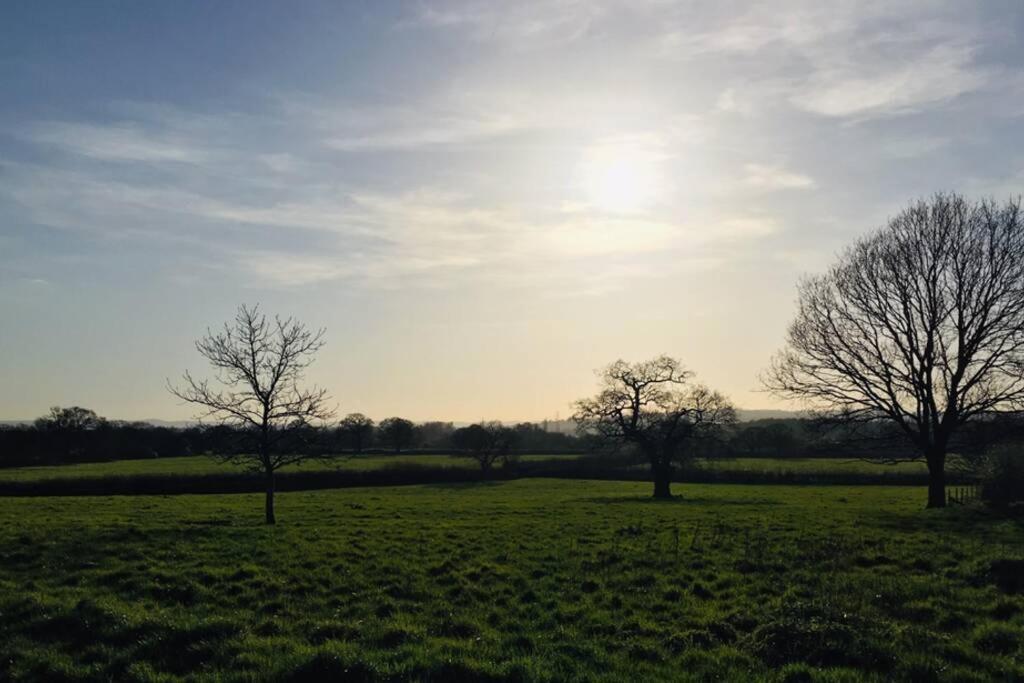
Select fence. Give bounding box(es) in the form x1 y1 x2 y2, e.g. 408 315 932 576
947 484 980 506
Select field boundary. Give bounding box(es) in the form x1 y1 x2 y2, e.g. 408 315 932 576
0 457 974 497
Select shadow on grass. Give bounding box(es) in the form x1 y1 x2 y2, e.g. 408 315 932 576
573 495 783 506
421 480 501 490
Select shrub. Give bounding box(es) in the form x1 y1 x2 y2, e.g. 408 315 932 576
976 445 1024 510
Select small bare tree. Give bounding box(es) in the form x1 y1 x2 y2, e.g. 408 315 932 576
573 356 736 498
766 194 1024 508
169 305 334 524
451 422 518 476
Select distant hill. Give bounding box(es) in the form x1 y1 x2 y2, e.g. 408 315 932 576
736 409 803 421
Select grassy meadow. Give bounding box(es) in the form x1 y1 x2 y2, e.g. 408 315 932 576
1 479 1022 681
0 453 926 484
0 453 583 482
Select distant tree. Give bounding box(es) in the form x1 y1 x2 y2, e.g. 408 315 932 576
34 406 103 432
338 413 375 454
511 422 583 451
169 305 334 524
730 420 801 458
415 421 456 449
766 194 1024 508
378 417 415 453
451 422 518 475
574 356 736 498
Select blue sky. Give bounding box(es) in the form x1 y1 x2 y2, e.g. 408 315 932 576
2 1 1023 421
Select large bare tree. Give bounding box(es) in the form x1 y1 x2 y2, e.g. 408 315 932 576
574 356 736 498
169 305 334 524
767 194 1024 508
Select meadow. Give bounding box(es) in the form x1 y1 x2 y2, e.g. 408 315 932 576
1 479 1021 681
0 453 926 484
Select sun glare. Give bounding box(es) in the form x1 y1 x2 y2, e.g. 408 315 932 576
578 142 663 213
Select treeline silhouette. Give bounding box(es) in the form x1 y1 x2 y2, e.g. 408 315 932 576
7 405 1021 470
0 407 584 468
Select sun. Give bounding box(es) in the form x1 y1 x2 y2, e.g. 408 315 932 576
578 141 662 213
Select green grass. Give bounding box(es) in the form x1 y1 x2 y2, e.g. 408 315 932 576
703 457 928 476
1 480 1021 681
0 454 925 484
0 453 580 482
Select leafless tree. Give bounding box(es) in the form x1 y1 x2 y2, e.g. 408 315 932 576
169 305 334 524
574 356 736 498
34 406 104 432
451 422 518 476
766 194 1024 508
338 413 375 454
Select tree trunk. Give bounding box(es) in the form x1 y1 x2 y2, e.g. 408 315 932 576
265 469 276 525
925 449 946 509
652 462 673 499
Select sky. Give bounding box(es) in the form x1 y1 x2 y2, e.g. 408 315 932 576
2 1 1024 423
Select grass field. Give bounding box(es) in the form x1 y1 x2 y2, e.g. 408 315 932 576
701 457 928 476
0 454 926 484
0 454 578 482
1 480 1021 681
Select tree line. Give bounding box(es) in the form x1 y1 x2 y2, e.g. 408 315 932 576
0 407 581 468
1 404 906 469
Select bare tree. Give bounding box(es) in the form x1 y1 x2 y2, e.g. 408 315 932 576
451 422 518 476
169 305 334 524
378 417 415 453
766 194 1024 508
574 356 736 498
338 413 375 454
34 406 104 432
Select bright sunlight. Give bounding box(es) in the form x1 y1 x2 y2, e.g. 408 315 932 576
578 139 664 213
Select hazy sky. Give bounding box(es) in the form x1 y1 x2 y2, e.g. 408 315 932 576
2 1 1023 422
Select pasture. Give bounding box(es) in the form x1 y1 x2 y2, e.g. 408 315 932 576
0 454 574 482
1 479 1021 681
0 453 926 484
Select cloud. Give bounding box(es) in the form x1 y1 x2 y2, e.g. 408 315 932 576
742 163 815 190
790 44 991 119
659 3 996 121
325 113 525 151
24 121 210 163
717 216 780 239
407 0 604 45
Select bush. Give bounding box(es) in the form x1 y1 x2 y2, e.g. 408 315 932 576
977 445 1024 510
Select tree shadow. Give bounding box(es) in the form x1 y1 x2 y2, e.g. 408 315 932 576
421 480 502 490
572 495 782 506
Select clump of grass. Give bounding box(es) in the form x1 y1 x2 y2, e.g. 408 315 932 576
972 623 1020 655
747 600 895 671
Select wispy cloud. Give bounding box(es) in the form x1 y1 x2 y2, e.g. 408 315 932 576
790 44 991 119
661 3 996 121
24 121 211 163
407 0 604 45
743 163 815 190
